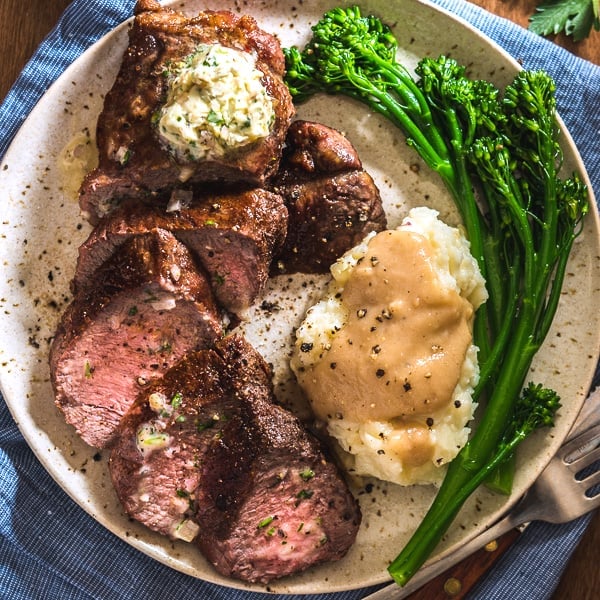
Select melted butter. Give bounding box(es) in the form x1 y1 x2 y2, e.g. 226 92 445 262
57 130 98 200
300 229 474 423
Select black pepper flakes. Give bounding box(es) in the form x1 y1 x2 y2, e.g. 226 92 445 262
426 417 434 427
375 368 385 378
300 342 313 353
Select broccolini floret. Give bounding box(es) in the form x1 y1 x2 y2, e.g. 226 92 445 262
387 382 561 583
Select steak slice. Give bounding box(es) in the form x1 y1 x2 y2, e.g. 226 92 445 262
195 360 362 583
271 120 387 274
74 188 288 312
50 230 223 448
108 334 272 540
79 0 294 223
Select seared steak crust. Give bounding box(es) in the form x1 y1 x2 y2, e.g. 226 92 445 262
50 230 223 448
80 0 295 223
75 188 288 311
196 388 362 583
271 120 387 273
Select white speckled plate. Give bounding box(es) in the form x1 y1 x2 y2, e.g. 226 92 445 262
0 0 599 594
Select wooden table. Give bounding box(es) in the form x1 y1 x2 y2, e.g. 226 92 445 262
1 1 598 598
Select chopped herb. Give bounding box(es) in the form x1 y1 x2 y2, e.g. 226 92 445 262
120 149 131 166
171 392 183 408
128 305 138 316
207 110 224 125
299 468 315 481
257 516 275 528
176 489 190 498
296 489 314 500
84 361 93 379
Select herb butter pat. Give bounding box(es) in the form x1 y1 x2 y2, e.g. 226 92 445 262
157 43 275 161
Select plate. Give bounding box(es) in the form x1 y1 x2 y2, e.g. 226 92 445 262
0 0 599 594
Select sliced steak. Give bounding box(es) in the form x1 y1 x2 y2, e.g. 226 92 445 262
79 0 294 223
195 363 362 583
271 120 387 273
50 230 223 448
109 334 361 583
74 188 287 311
108 334 272 540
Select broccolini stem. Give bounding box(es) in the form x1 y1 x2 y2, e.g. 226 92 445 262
388 383 560 586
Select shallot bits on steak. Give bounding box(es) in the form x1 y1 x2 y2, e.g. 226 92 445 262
109 334 361 583
79 0 295 223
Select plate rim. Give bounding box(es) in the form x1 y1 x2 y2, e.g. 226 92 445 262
0 0 599 593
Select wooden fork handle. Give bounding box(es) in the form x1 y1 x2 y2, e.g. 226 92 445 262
404 528 521 599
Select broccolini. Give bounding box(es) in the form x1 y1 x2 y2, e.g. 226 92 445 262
284 5 589 586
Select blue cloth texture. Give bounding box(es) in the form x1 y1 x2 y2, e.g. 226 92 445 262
0 1 599 599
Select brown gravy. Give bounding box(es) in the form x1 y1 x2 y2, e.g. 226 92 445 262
299 229 474 424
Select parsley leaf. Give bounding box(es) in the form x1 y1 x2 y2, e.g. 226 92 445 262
529 0 600 42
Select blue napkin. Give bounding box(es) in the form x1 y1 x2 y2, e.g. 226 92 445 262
1 1 598 598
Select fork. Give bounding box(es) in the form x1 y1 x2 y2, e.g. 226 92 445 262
363 418 600 600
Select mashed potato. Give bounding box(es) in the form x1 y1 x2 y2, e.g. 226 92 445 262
291 207 487 485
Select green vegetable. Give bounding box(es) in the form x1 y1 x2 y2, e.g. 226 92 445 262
529 0 600 41
284 5 589 586
170 392 183 408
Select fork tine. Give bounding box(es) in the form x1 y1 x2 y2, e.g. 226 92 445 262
568 445 600 473
561 422 600 463
579 469 600 493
